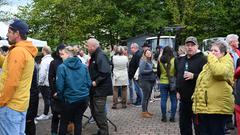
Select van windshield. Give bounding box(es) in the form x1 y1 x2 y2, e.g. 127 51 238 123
146 38 175 53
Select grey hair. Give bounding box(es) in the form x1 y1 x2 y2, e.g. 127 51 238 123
211 40 228 54
42 45 52 54
88 38 100 47
131 43 139 49
226 34 239 44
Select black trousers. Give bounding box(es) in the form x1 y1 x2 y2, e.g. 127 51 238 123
179 100 198 135
59 100 88 135
51 111 60 134
25 120 36 135
90 96 109 135
194 114 228 135
25 88 39 135
51 99 62 134
39 86 51 115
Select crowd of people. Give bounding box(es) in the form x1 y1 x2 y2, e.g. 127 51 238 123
0 19 240 135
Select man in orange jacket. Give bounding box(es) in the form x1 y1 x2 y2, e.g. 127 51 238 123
0 19 38 135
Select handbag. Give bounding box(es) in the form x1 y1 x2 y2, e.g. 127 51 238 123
162 62 176 91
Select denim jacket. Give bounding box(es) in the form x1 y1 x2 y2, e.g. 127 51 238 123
139 59 155 81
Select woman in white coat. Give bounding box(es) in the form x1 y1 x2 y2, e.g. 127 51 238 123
112 46 129 109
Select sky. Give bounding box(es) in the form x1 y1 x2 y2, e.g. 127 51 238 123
1 0 32 14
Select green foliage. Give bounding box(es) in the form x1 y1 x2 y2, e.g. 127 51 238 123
14 0 240 49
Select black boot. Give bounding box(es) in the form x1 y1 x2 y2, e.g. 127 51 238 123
161 115 167 122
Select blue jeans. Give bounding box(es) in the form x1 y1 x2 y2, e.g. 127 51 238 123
0 106 26 135
160 84 177 118
133 79 143 105
128 79 134 103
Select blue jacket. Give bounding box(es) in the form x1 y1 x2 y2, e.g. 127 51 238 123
56 57 92 103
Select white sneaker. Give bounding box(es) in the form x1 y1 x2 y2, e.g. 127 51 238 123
34 119 38 124
36 114 49 121
48 113 53 118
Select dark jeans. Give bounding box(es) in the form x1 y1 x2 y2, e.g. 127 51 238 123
25 120 36 135
140 80 154 112
128 79 134 103
133 79 143 105
25 89 39 135
90 96 109 135
160 84 177 118
39 86 51 115
51 111 60 134
179 100 198 135
59 100 88 135
51 99 62 134
194 114 228 135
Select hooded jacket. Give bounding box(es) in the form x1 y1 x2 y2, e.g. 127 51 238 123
0 41 38 112
175 52 207 102
192 54 234 114
56 57 91 103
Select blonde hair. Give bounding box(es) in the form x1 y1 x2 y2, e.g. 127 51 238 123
116 46 124 55
64 46 79 57
178 45 186 56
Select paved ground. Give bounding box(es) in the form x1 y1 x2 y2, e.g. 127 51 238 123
36 96 237 135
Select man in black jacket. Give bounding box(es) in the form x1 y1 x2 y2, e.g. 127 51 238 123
25 63 38 135
175 36 207 135
87 38 113 135
128 43 143 106
48 44 65 135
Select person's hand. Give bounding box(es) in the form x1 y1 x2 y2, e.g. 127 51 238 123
177 92 181 100
92 81 97 87
183 71 194 80
53 93 58 99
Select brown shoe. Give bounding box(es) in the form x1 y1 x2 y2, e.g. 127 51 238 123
141 112 152 118
67 122 74 135
147 112 153 116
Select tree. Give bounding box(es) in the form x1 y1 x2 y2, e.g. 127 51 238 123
0 0 12 21
16 0 240 49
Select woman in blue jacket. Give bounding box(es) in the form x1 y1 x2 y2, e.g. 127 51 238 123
56 46 92 135
139 49 156 118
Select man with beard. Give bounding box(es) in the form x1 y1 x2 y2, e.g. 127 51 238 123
0 19 38 135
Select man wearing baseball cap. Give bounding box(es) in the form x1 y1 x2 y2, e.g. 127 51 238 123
175 36 207 135
0 19 38 135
